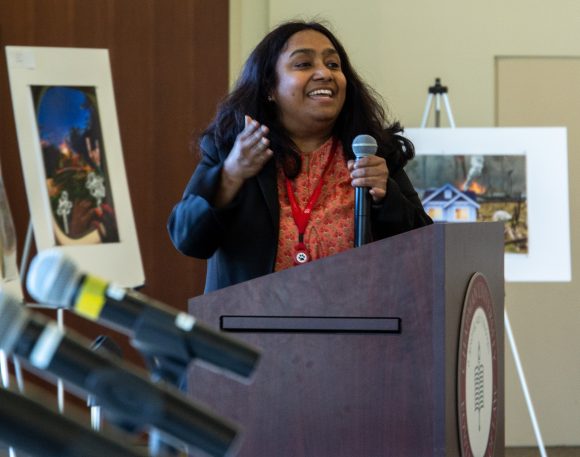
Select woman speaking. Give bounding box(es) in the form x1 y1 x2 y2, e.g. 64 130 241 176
168 21 432 292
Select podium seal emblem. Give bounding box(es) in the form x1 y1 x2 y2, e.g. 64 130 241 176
458 272 498 457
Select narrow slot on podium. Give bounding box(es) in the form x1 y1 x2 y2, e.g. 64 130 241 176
220 316 401 333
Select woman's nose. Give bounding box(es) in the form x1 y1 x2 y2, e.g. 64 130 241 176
313 63 332 80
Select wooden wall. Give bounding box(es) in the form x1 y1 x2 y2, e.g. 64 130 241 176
0 0 227 370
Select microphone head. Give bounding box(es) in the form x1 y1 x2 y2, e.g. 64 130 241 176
27 249 81 308
0 290 28 354
352 134 378 159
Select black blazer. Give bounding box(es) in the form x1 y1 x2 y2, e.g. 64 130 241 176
168 136 432 292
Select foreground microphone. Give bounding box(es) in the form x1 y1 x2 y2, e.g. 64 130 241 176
352 134 378 247
27 249 260 380
0 291 239 457
0 387 148 457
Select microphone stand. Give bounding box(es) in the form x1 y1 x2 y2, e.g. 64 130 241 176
85 334 184 455
138 342 190 457
88 335 124 432
144 355 189 457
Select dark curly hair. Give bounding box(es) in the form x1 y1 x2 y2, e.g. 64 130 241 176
203 20 414 178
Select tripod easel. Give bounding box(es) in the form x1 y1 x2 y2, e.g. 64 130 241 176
420 78 456 128
420 78 548 457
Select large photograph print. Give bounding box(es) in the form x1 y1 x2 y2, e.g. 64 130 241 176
5 47 144 287
33 85 120 246
407 153 527 254
404 128 570 282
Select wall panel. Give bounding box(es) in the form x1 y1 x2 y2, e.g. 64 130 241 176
0 0 227 377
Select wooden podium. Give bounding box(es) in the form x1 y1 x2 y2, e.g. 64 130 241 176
187 222 505 457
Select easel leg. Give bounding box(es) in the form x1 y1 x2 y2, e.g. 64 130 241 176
19 220 34 279
505 309 548 457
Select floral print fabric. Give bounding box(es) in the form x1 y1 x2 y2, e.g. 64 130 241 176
275 138 354 271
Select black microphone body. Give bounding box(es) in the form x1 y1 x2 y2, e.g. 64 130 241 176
352 134 379 247
89 284 258 381
0 293 239 457
26 251 260 380
354 186 372 248
0 387 148 457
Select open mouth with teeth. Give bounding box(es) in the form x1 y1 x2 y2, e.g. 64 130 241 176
308 89 334 98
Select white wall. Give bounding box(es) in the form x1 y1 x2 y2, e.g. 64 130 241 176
230 0 580 446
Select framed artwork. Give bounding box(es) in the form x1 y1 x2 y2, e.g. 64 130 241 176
0 169 22 299
404 128 570 282
5 47 144 287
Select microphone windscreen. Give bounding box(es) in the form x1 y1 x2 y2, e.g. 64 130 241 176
27 249 81 308
352 134 378 159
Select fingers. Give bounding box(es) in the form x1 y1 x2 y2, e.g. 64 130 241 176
252 136 269 152
223 115 273 183
242 125 270 162
240 115 270 151
235 116 271 160
350 156 389 202
350 156 388 182
369 187 387 202
348 156 384 173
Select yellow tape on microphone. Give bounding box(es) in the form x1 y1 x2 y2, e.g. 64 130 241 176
74 276 107 320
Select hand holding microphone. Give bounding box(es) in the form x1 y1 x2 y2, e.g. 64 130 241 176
349 134 386 247
348 135 388 202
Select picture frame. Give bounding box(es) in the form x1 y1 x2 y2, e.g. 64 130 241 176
404 127 570 282
0 168 22 299
5 46 144 287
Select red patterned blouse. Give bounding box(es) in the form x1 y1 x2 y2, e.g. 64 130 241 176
275 138 355 271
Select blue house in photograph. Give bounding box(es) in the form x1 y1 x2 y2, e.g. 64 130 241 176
421 183 480 223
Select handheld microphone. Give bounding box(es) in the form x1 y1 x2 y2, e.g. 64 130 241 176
352 134 378 247
26 249 260 380
0 291 239 457
0 387 148 457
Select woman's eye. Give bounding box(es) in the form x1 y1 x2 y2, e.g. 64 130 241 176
327 61 341 69
294 61 311 68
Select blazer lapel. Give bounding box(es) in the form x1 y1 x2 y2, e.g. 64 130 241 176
257 159 279 229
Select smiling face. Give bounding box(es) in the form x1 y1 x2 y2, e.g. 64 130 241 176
271 29 347 147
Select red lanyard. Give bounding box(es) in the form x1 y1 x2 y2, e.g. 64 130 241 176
284 138 338 264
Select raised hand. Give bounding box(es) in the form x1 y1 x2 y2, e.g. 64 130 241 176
223 115 273 182
214 115 273 208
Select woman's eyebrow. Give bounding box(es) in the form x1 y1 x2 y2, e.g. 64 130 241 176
288 48 339 58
